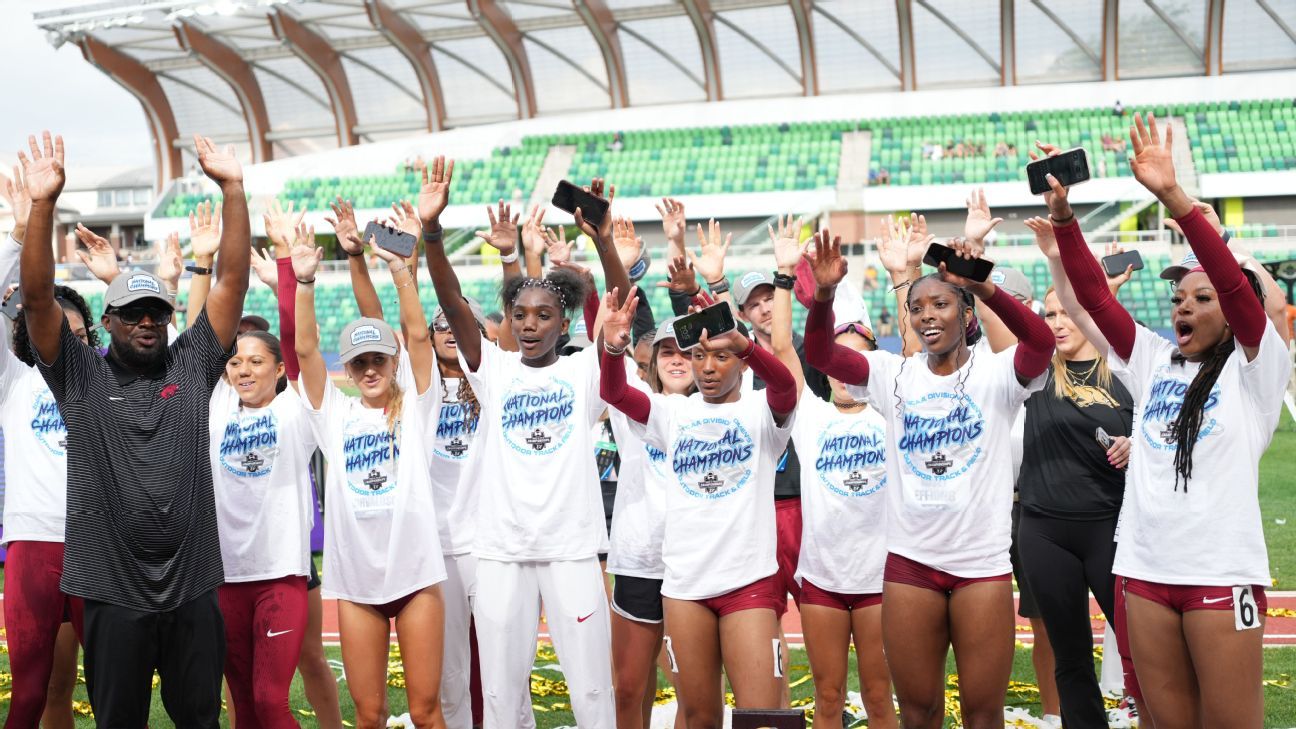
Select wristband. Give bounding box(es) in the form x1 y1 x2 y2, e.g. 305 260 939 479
707 277 730 294
185 265 212 276
604 341 627 356
346 249 364 258
628 252 650 282
423 226 443 244
499 249 519 264
1221 229 1232 244
296 276 316 285
1050 212 1075 226
736 338 757 360
772 273 796 290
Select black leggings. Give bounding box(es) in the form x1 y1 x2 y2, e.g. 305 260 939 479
1017 511 1118 729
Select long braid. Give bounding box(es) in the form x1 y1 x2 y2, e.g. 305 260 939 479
457 377 481 432
1170 338 1234 490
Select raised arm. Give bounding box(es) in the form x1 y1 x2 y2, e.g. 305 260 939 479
803 229 871 386
574 178 630 309
876 214 929 357
707 324 796 425
291 230 327 409
17 131 66 364
72 224 121 285
278 222 315 381
325 197 383 320
687 218 734 315
520 204 547 279
476 201 521 352
1027 216 1112 354
420 157 482 372
770 214 806 396
185 201 222 318
0 167 31 290
368 230 432 395
155 232 184 324
599 288 652 424
1128 112 1268 360
194 135 250 350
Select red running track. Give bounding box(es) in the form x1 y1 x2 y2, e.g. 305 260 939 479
3 594 1295 646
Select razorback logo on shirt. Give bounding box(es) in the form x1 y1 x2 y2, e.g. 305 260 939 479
160 384 180 399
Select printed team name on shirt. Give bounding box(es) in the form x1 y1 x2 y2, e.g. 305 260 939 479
1140 366 1222 451
645 443 669 479
31 387 67 456
671 417 755 499
815 421 887 498
219 410 280 478
434 401 477 460
499 377 576 455
342 417 399 506
897 392 986 485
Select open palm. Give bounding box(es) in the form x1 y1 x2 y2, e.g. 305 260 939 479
418 155 454 224
194 135 242 184
19 132 65 202
805 229 847 288
1128 113 1177 196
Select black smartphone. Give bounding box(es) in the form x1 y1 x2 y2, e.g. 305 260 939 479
922 242 995 282
1102 250 1145 277
363 220 417 259
672 302 737 350
1027 147 1091 195
0 288 20 321
551 180 610 229
1095 427 1114 450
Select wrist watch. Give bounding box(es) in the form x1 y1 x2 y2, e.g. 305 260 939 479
185 265 213 276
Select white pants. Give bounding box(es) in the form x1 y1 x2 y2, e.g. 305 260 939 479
441 553 477 729
474 557 615 729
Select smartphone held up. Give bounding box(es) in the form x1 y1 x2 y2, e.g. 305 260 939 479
1027 147 1091 195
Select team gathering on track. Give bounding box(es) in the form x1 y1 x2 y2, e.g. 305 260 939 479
3 3 1296 728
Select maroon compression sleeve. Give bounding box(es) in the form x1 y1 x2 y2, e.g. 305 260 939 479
583 286 599 340
803 295 871 385
1174 207 1267 348
600 348 651 424
1052 220 1136 360
743 343 797 414
277 257 300 380
981 286 1054 380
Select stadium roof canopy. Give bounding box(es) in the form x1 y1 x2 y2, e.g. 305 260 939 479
34 0 1296 188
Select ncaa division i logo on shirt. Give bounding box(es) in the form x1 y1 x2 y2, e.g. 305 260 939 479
671 417 755 500
500 377 577 455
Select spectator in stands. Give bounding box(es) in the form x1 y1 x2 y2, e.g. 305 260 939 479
876 305 893 338
609 132 625 152
20 131 251 727
1113 99 1124 117
994 141 1010 157
876 168 891 186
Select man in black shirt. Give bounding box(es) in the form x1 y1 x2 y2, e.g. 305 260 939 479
19 131 250 726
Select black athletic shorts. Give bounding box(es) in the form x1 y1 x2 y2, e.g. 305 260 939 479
307 557 321 591
611 575 664 624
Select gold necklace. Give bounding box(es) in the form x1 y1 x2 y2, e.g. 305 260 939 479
1063 358 1101 388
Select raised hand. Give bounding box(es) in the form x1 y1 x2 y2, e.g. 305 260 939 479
325 197 361 255
689 218 730 285
655 197 686 248
156 232 184 290
475 200 520 255
804 228 848 293
1103 242 1135 293
193 134 242 185
612 217 643 270
656 254 699 295
292 229 326 281
696 317 749 355
1128 112 1177 197
189 200 222 261
17 131 65 202
574 177 615 244
904 213 933 267
1 165 32 236
73 223 121 283
1029 141 1075 222
602 286 639 352
249 246 279 290
963 188 1003 252
417 155 454 225
1164 199 1223 237
389 199 421 238
769 213 806 273
544 225 574 265
520 204 548 260
263 198 304 256
937 237 993 298
1023 216 1059 259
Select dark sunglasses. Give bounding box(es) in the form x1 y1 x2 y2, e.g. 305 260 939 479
432 318 452 333
108 305 172 326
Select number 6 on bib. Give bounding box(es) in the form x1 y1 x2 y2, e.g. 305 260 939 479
1233 585 1260 631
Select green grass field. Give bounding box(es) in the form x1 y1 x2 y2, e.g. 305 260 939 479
2 644 1295 727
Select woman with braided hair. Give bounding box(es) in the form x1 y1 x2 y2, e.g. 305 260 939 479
2 283 94 728
1046 115 1289 729
803 230 1056 729
423 168 632 729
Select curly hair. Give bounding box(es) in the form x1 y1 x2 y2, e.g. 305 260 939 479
13 285 99 367
501 267 588 313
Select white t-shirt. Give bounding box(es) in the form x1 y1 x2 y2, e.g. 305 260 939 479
792 396 889 595
635 392 794 600
1110 323 1289 586
306 378 446 603
460 338 609 561
208 380 317 582
0 347 67 544
847 345 1042 577
606 359 667 579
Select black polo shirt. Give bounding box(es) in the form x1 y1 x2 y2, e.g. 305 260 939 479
35 312 232 612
